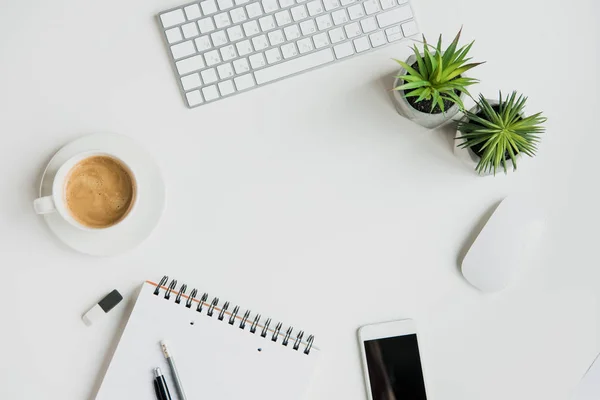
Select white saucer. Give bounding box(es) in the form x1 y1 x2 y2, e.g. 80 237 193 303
39 133 166 256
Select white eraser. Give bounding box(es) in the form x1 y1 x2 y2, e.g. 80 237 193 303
82 304 105 326
82 289 123 326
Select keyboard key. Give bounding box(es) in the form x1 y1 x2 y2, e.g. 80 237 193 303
166 27 183 44
214 12 231 28
234 73 256 90
203 85 220 101
184 4 203 20
347 4 365 20
328 27 345 43
340 0 355 5
195 35 213 51
379 0 395 9
376 5 413 27
201 0 218 14
323 0 340 11
275 10 292 26
236 0 251 5
385 25 403 41
186 90 204 106
333 41 354 58
360 16 377 32
230 7 247 23
176 54 205 75
161 9 186 28
265 48 283 63
253 34 270 50
331 9 348 25
297 37 314 53
254 48 334 84
218 80 236 95
236 39 253 55
354 36 370 52
201 67 219 83
363 0 379 14
182 22 200 38
200 68 219 83
217 0 234 9
369 30 386 46
233 57 251 73
401 20 418 36
197 17 216 33
246 2 263 18
268 29 285 45
227 25 244 41
217 62 235 78
281 42 299 59
312 32 329 48
262 0 280 12
211 30 229 46
299 19 316 35
204 50 221 65
315 14 333 30
279 0 295 7
243 20 260 36
284 24 301 40
171 40 196 59
181 73 203 89
249 53 267 68
220 44 237 60
291 5 308 21
306 0 324 16
344 21 361 38
259 15 276 31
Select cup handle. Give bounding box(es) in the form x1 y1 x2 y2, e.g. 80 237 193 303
33 196 56 214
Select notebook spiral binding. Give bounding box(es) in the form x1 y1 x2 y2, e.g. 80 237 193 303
153 276 315 355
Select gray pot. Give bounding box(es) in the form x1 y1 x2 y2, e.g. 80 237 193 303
391 54 465 129
454 101 522 175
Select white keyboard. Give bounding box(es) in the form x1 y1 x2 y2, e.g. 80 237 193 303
158 0 418 108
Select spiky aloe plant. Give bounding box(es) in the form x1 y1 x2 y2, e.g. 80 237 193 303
393 29 483 113
457 92 547 175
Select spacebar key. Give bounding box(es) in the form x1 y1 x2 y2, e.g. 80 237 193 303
254 49 335 85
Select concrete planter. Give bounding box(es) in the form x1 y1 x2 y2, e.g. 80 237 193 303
454 101 522 175
391 54 465 129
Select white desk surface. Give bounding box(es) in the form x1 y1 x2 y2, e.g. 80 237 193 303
1 0 599 398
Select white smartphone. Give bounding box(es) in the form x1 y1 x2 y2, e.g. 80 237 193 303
358 319 429 400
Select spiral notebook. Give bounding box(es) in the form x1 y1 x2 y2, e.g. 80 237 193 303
95 276 320 400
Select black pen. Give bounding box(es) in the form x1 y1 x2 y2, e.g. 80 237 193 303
154 367 172 400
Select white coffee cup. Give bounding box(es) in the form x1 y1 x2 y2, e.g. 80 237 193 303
33 151 138 231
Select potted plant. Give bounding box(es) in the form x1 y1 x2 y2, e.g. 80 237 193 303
392 29 484 129
455 91 547 175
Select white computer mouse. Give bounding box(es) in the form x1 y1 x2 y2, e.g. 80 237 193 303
461 196 545 293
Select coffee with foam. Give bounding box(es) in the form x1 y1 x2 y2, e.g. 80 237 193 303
64 156 135 228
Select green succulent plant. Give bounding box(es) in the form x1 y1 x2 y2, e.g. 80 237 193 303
457 91 547 175
393 29 483 113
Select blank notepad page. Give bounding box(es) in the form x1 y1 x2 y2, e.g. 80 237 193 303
95 279 319 400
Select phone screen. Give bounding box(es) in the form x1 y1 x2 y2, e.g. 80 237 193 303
364 334 427 400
